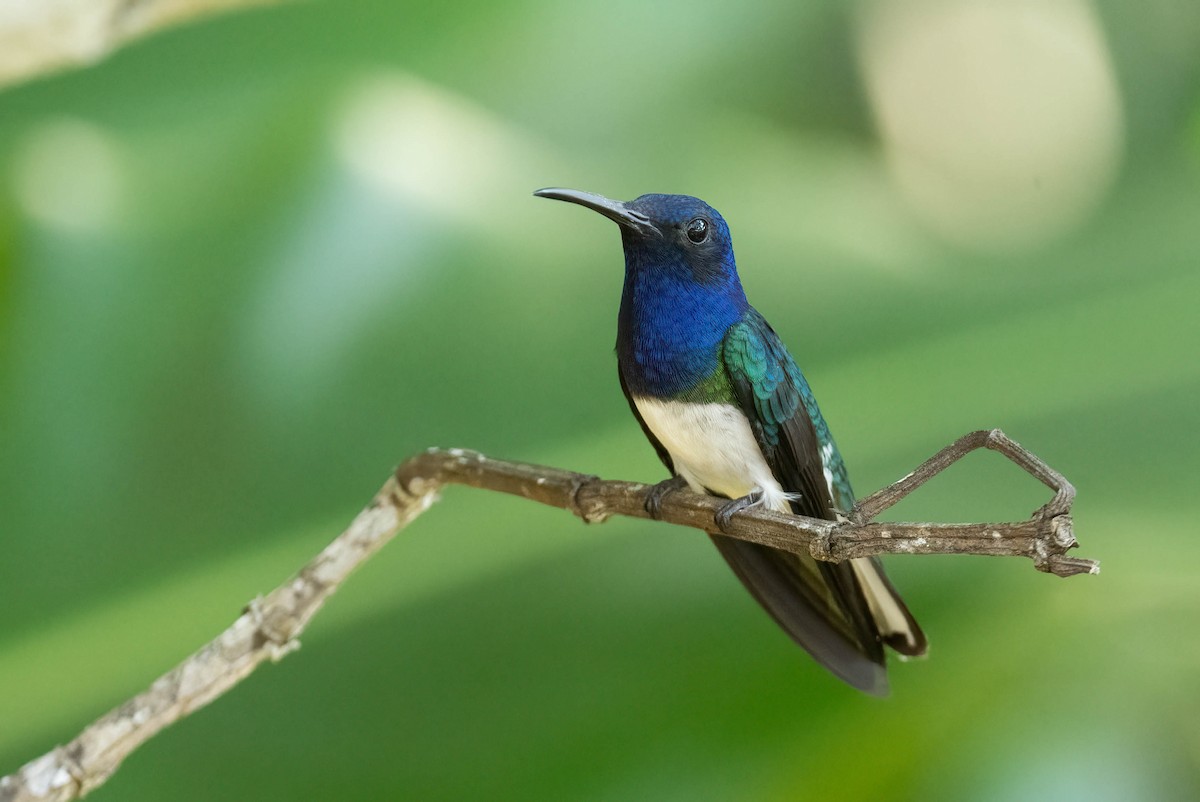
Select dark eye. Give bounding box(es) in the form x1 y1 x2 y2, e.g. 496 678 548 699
686 217 709 243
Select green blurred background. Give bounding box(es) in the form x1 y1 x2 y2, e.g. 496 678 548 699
2 0 1198 799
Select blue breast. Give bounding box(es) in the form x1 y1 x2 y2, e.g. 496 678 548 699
617 253 748 398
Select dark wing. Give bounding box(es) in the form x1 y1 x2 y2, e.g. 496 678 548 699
719 310 891 695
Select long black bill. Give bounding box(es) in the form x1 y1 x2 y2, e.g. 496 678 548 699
533 188 660 238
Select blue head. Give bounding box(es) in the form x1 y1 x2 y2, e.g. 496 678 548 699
534 188 742 287
535 188 749 396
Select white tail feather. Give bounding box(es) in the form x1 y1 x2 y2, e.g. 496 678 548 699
850 559 922 654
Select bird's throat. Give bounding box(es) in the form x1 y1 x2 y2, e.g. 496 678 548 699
617 266 746 399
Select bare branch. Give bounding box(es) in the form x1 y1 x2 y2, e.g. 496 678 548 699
0 430 1095 801
0 474 436 802
0 0 289 90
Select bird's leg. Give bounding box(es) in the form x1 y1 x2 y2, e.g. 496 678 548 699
714 489 764 532
644 475 689 519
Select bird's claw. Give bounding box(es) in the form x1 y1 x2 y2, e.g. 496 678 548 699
644 475 688 519
714 490 763 532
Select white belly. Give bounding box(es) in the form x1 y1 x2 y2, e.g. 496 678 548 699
632 397 793 512
636 396 918 648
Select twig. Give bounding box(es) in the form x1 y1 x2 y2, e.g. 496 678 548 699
0 0 288 90
0 429 1095 801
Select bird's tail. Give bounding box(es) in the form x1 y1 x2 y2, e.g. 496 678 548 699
710 537 926 695
850 558 927 658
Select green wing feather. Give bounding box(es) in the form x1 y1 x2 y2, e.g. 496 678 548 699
718 310 891 693
723 311 853 513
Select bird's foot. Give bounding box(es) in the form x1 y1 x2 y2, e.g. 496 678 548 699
714 489 764 532
644 475 689 519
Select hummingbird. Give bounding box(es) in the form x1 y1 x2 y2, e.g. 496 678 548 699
534 188 926 694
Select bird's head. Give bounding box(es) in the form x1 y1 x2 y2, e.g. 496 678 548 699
534 188 738 286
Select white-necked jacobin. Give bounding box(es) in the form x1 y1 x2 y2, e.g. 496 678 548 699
535 188 927 695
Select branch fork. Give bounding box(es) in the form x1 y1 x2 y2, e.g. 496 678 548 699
397 429 1094 577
